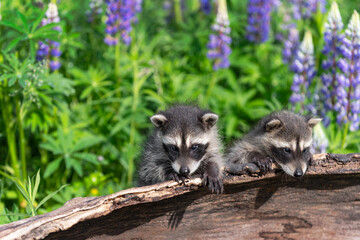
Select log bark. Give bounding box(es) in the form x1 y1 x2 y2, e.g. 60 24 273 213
0 153 359 240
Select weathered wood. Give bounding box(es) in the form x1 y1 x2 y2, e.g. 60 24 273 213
0 153 359 240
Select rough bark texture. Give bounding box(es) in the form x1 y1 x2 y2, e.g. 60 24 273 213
0 153 359 240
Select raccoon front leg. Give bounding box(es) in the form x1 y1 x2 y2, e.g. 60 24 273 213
202 160 224 194
247 151 273 174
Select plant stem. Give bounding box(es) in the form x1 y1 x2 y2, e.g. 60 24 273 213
174 0 183 26
115 34 121 96
341 122 349 149
16 98 27 180
1 93 21 180
128 42 139 186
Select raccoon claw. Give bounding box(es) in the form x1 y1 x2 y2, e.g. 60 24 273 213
168 172 186 184
256 157 273 173
249 152 273 174
202 174 224 194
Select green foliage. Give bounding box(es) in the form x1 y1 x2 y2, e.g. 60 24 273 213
0 0 359 225
0 169 67 218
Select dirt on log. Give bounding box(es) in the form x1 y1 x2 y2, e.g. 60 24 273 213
0 153 359 240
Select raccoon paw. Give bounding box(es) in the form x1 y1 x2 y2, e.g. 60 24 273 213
249 152 273 174
203 174 224 194
167 172 186 184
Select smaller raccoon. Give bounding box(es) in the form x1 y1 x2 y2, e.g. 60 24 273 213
138 105 224 193
226 111 321 177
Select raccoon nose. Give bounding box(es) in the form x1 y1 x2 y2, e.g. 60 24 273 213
179 166 190 177
294 168 303 177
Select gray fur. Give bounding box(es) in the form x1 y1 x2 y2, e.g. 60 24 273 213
138 105 224 193
226 110 321 177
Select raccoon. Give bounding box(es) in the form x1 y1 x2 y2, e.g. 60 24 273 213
226 111 322 177
138 105 224 193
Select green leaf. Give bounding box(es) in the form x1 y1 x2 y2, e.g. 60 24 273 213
36 184 68 211
17 11 29 32
13 181 32 209
0 74 14 82
32 170 41 203
40 135 62 154
72 152 99 165
0 21 26 33
5 37 24 52
8 77 17 87
44 157 63 178
71 136 104 153
31 9 46 32
69 158 83 177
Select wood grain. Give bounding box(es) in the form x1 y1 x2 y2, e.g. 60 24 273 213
0 153 359 240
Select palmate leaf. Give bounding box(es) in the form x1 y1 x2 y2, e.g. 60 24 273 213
16 11 29 32
40 135 62 154
72 152 99 165
71 136 104 153
65 157 83 177
31 9 46 32
0 21 26 33
5 36 25 52
44 157 62 178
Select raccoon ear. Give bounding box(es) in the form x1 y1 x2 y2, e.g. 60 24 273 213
201 113 218 128
307 118 322 128
265 119 283 132
150 114 168 128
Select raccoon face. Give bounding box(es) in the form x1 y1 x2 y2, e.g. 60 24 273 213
151 111 218 177
265 116 322 177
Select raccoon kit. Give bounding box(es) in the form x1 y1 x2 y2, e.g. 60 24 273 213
226 111 321 177
138 105 224 193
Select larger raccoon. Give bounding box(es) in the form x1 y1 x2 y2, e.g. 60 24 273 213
137 105 224 193
226 111 321 177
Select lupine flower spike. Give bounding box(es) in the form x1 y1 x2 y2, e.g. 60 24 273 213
282 26 299 65
87 0 103 23
335 11 360 131
320 2 343 126
104 0 143 46
290 0 326 20
36 3 62 71
206 0 231 71
290 31 316 111
200 0 212 15
246 0 272 43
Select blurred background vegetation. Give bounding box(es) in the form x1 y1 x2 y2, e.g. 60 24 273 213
0 0 359 224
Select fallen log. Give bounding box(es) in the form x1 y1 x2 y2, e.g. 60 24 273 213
0 153 359 240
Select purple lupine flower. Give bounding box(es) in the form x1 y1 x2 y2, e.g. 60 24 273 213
246 0 272 43
206 0 231 71
200 0 212 15
104 0 142 46
290 31 316 110
282 26 300 65
87 0 103 22
335 11 360 131
290 0 326 20
320 2 343 126
36 3 62 71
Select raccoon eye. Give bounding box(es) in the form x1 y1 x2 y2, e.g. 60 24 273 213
168 145 178 152
190 144 199 150
303 148 309 153
283 148 291 154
